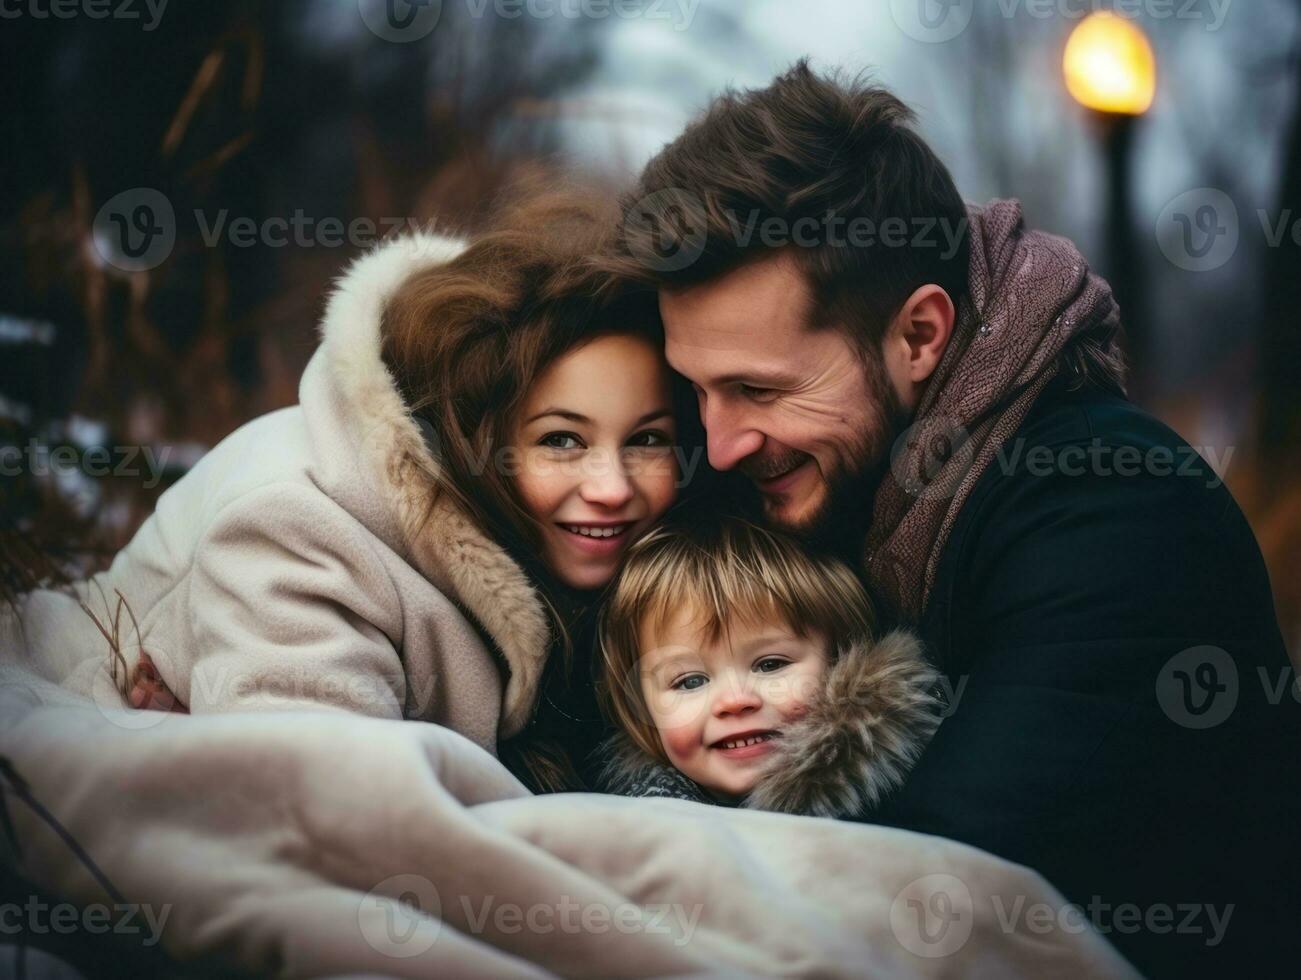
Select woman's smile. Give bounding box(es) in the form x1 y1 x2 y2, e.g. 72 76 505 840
555 520 638 556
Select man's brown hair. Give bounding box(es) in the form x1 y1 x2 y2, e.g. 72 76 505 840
610 59 971 352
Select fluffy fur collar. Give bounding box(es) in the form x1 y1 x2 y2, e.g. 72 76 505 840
597 631 942 818
317 233 551 740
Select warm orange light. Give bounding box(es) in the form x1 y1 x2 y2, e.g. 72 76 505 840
1063 12 1156 116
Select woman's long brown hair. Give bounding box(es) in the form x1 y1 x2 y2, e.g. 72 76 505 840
379 188 668 792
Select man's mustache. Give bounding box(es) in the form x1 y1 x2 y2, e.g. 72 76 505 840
738 450 810 482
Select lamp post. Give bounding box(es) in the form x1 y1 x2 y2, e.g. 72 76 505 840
1063 11 1157 381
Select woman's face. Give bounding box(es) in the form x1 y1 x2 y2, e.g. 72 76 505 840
510 333 679 590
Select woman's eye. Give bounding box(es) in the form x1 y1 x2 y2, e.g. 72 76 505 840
672 674 708 691
539 432 583 451
739 383 776 401
626 428 673 449
754 657 789 673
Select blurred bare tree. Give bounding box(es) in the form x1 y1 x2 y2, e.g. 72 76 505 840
0 0 601 584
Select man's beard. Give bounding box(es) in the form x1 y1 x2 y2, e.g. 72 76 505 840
762 359 909 561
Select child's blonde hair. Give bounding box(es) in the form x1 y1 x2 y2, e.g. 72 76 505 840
597 517 877 765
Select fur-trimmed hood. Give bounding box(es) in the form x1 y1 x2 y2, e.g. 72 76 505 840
3 232 551 748
596 631 942 818
311 233 551 738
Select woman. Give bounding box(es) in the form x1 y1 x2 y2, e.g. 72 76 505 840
1 192 692 791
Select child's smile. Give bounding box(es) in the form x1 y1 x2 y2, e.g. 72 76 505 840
709 729 782 763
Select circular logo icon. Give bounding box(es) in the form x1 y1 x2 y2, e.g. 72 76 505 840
1156 645 1238 729
888 414 974 502
1156 188 1240 273
91 654 173 731
358 0 442 43
92 188 176 273
358 874 443 958
890 873 974 958
890 0 974 44
622 187 707 273
616 644 714 734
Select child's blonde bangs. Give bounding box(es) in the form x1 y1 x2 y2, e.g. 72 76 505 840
596 518 878 764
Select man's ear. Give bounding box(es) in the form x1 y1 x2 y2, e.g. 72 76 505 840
888 284 956 388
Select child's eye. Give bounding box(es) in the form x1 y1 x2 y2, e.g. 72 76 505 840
671 673 708 691
539 432 583 451
754 657 789 673
626 428 673 450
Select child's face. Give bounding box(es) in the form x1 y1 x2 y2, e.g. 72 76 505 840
511 333 679 590
638 606 829 800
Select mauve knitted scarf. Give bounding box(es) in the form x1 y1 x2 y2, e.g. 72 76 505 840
863 199 1125 625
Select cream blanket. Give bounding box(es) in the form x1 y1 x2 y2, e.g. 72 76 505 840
0 669 1137 978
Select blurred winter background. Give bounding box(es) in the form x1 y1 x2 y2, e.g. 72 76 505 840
2 0 1298 649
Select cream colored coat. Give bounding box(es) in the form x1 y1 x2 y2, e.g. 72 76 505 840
1 234 552 750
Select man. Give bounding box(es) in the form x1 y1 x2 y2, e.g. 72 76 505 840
612 61 1299 977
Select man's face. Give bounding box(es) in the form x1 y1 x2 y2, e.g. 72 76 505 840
660 252 906 538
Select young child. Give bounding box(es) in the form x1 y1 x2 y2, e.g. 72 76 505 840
595 518 942 818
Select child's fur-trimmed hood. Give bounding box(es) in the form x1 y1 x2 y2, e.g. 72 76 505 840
597 631 943 818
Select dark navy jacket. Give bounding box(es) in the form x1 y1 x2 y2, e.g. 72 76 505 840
872 377 1300 978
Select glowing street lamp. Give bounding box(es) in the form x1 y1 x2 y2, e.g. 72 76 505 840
1064 12 1157 377
1064 11 1157 116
